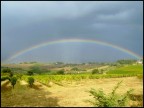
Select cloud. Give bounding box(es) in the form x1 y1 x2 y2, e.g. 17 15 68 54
1 1 143 63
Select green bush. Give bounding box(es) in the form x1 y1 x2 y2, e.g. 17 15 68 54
57 69 65 75
16 74 23 80
71 67 79 71
1 76 10 81
29 66 41 74
9 72 14 77
2 68 13 77
10 77 17 88
92 69 99 74
28 77 34 87
88 81 133 107
27 70 34 76
2 68 11 73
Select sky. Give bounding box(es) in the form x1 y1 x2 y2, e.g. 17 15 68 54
1 1 143 63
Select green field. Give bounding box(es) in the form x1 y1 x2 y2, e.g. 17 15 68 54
19 64 143 86
107 64 143 74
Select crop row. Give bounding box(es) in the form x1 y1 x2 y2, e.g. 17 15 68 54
21 74 141 86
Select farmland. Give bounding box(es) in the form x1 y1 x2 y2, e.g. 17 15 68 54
1 63 143 107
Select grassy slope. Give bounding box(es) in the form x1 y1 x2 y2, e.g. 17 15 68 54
107 64 143 74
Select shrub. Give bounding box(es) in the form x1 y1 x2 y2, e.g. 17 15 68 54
71 67 79 71
30 66 41 74
27 70 34 76
1 76 10 81
57 69 64 75
92 69 99 74
88 81 133 107
2 68 13 77
2 68 11 73
28 77 34 87
10 77 17 89
16 74 23 80
9 72 14 77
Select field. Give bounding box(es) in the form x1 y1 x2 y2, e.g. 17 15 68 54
1 63 143 107
107 65 143 74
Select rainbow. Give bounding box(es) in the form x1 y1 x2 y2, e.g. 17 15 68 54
3 38 142 63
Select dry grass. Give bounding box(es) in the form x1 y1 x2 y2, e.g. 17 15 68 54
1 77 143 107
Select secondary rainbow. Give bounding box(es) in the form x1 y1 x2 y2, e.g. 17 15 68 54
4 38 142 63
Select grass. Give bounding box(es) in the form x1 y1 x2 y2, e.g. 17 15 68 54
21 74 139 87
1 80 60 107
1 76 143 107
88 81 134 107
20 64 143 86
107 64 143 74
1 64 143 107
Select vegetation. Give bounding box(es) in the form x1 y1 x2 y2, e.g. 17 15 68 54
1 76 10 81
10 77 17 88
92 69 99 74
2 68 13 77
1 62 143 107
2 68 12 73
116 59 137 64
16 73 23 80
88 81 134 107
27 70 34 76
27 77 35 87
57 69 65 75
71 67 79 71
29 66 41 74
107 64 143 74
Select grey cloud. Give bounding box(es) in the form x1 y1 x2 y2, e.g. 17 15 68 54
1 1 143 63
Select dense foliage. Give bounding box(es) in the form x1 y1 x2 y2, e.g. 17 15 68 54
92 69 99 74
88 81 133 107
2 68 11 73
27 70 34 76
57 69 65 75
1 76 10 81
28 77 35 87
10 77 17 88
116 59 137 64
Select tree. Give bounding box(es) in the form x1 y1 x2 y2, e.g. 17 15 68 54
71 67 79 71
16 74 23 80
9 72 13 77
10 77 17 89
2 68 13 77
28 77 34 87
92 69 99 74
29 65 41 74
1 76 10 81
57 69 64 75
27 70 34 76
2 68 11 73
116 59 137 65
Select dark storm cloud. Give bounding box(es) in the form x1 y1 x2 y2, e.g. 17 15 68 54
1 1 143 63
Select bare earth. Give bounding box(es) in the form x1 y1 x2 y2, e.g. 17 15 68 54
20 77 143 107
1 77 143 107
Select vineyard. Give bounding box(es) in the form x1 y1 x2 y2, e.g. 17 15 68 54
21 64 143 86
1 64 143 107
